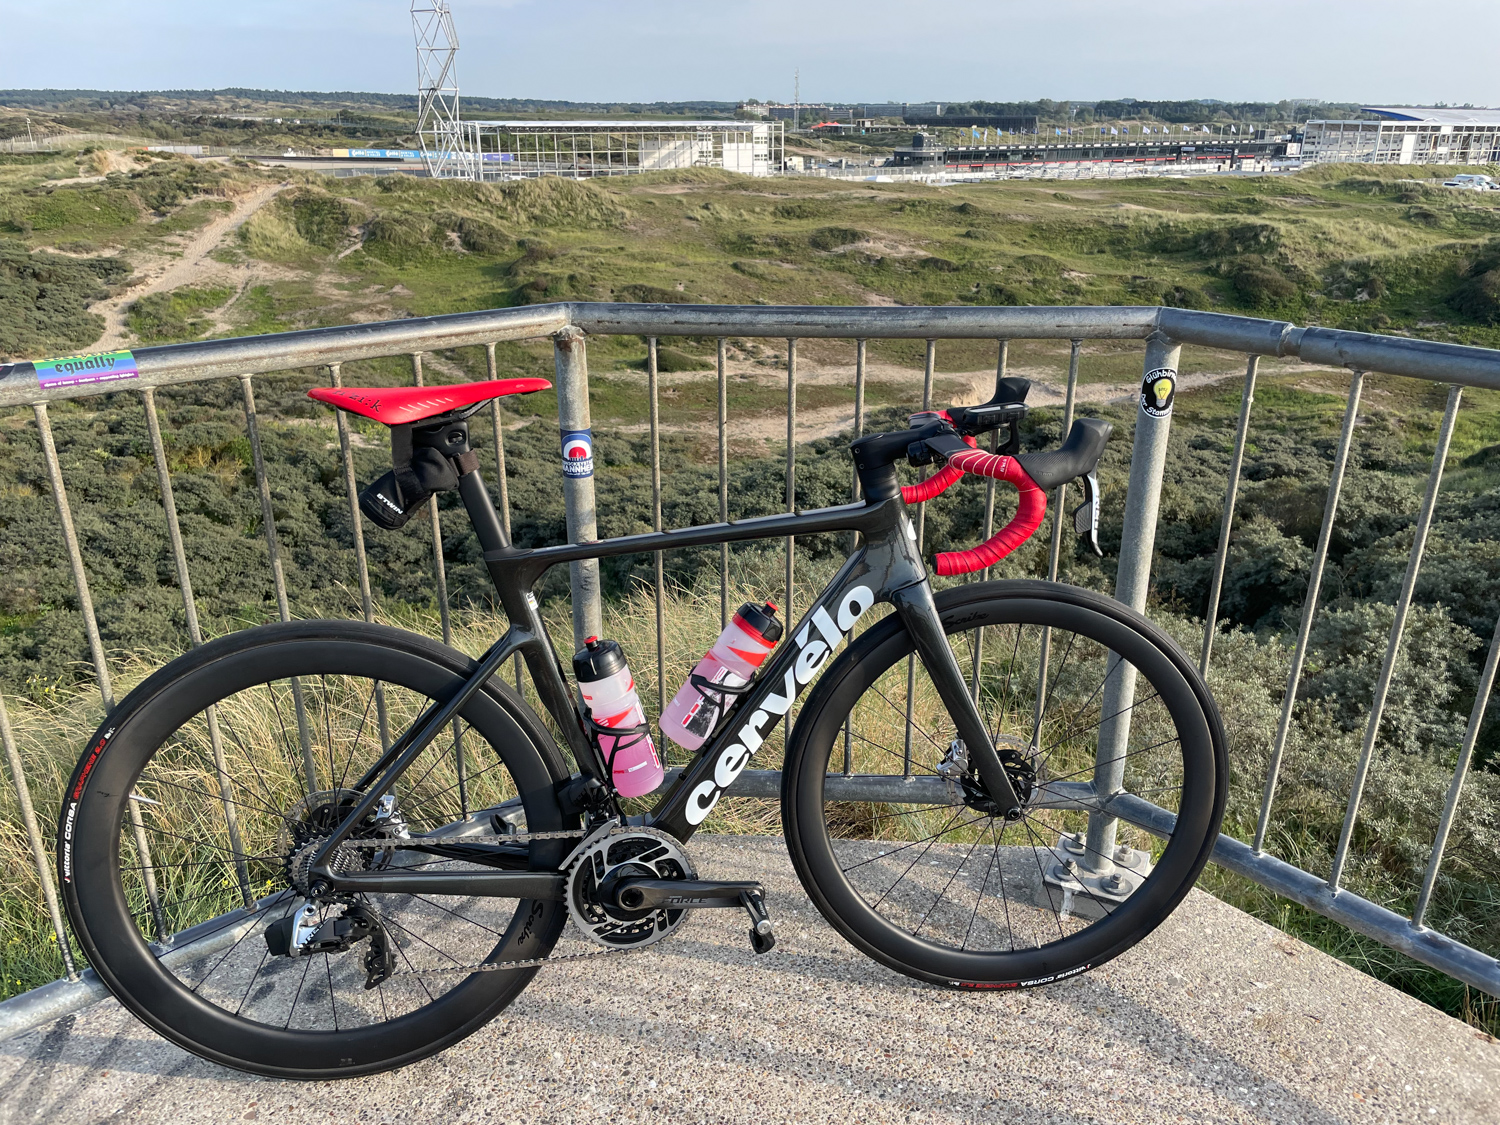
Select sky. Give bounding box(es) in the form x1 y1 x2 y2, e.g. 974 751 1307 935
5 0 1499 108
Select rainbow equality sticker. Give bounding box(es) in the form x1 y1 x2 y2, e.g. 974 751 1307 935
561 429 594 479
34 351 139 389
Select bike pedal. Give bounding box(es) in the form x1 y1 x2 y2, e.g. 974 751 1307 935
740 890 776 955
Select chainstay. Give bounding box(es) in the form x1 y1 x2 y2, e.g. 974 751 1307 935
346 825 655 975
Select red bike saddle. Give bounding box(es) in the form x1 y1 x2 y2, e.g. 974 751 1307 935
307 377 551 425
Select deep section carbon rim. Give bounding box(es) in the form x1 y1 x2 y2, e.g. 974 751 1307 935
786 583 1224 987
62 625 572 1077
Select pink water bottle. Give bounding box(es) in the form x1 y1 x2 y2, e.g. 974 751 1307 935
661 602 784 751
573 637 663 798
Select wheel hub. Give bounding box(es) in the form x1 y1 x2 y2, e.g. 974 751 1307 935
277 788 402 898
959 733 1038 817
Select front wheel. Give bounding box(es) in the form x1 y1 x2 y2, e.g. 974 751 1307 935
59 620 575 1078
782 580 1226 989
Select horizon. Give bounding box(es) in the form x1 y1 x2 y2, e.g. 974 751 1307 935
4 1 1499 106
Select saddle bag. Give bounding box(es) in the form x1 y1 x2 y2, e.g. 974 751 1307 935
359 423 460 530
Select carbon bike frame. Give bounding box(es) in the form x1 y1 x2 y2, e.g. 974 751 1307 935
310 459 1021 899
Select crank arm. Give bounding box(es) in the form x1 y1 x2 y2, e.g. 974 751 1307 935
612 878 763 911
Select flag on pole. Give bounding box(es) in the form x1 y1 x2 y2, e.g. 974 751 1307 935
1110 127 1118 135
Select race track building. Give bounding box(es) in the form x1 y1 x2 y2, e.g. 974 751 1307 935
1302 107 1500 165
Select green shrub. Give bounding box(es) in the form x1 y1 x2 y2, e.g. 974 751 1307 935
615 284 679 303
808 226 863 251
457 216 508 254
126 284 235 344
654 346 708 372
1231 262 1298 306
1450 241 1500 324
0 240 128 358
363 213 443 262
287 190 354 249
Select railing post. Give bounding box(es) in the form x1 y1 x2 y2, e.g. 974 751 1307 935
1200 355 1259 675
970 339 1009 701
552 326 602 649
413 352 466 813
486 344 525 699
1083 331 1180 874
718 337 729 628
1329 384 1462 891
240 374 318 794
904 340 937 776
785 338 797 621
329 364 393 748
34 403 113 710
1033 339 1081 735
648 338 666 719
0 689 78 979
1253 370 1366 853
1414 602 1500 927
143 387 253 906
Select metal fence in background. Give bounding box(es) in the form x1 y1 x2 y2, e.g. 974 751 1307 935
1 301 1499 1034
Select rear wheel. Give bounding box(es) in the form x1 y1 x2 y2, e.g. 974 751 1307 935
782 580 1226 989
59 621 574 1078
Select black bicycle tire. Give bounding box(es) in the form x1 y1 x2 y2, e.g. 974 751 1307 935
59 619 576 1079
781 579 1227 989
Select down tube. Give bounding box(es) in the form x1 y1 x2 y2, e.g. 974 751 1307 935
646 550 883 839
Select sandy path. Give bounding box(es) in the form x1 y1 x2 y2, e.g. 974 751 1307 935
91 181 290 351
607 361 1293 443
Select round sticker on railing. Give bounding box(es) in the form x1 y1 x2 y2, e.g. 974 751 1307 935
560 429 594 478
1141 368 1176 419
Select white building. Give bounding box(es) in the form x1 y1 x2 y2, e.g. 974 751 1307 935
459 121 782 180
1302 107 1500 165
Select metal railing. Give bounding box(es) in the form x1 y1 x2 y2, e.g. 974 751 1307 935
1 301 1499 1034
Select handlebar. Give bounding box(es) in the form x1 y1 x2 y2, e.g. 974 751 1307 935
895 406 1113 576
931 450 1048 576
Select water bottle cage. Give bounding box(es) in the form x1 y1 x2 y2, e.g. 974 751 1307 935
688 672 755 699
580 711 654 791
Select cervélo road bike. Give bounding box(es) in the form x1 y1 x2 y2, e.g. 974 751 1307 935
58 370 1227 1078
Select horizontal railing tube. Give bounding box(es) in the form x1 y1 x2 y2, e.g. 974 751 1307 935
0 305 571 407
568 302 1161 340
11 305 1500 405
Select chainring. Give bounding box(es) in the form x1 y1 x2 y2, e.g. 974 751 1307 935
564 827 697 951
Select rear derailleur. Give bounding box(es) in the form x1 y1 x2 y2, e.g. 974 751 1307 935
264 901 396 990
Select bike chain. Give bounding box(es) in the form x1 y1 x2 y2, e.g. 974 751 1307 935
333 826 657 976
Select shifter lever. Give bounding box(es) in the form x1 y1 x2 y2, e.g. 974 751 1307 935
1072 471 1103 557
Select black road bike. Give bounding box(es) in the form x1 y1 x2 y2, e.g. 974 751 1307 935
58 371 1227 1079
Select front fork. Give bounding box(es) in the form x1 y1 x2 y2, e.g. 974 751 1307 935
888 581 1023 818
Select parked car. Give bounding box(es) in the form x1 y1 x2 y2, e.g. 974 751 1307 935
1443 174 1497 191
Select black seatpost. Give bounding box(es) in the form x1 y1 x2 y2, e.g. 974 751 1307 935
458 466 510 554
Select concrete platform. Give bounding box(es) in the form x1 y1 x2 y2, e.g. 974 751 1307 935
0 836 1496 1124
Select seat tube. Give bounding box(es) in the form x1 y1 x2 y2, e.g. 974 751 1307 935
1084 330 1179 875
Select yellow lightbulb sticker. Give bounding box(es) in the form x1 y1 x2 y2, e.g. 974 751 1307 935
1152 377 1173 408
